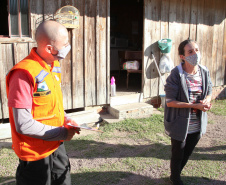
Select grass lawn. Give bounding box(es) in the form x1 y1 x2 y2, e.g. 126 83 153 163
209 98 226 116
0 99 225 185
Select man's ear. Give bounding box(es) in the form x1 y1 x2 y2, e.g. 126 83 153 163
45 45 52 54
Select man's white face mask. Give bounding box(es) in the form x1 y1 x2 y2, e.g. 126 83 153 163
52 44 71 60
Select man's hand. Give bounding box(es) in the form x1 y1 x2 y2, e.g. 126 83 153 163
64 116 81 135
65 128 77 141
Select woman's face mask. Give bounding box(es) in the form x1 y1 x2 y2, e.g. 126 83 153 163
185 52 201 66
52 44 71 60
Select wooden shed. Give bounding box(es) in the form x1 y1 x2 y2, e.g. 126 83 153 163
0 0 226 120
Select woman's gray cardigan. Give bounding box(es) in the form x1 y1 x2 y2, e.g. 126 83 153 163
164 63 212 142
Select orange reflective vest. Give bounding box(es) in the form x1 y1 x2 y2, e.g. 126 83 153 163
6 48 65 161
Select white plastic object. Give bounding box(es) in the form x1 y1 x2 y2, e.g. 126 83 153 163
123 60 140 70
159 94 166 109
159 53 174 73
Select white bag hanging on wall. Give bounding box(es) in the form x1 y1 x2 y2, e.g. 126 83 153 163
159 53 174 73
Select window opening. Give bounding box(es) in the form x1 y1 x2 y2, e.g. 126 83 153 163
0 0 29 38
0 0 9 36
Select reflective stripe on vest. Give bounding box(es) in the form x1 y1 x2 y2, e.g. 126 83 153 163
35 70 49 83
52 67 61 73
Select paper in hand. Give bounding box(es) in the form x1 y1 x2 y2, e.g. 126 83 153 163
67 122 103 133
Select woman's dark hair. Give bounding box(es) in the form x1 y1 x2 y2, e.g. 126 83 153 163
178 39 195 62
178 39 195 55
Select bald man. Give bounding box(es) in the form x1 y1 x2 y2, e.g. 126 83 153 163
6 21 78 185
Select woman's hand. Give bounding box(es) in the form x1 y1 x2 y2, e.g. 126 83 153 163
195 103 211 112
199 95 212 111
200 95 211 104
166 98 212 111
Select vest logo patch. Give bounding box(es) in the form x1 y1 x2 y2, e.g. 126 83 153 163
33 91 51 97
37 81 49 92
33 81 51 97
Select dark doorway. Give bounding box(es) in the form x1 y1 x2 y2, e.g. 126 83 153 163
110 0 143 96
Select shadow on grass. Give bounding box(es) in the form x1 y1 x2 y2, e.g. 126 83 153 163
0 173 225 185
66 139 171 160
66 139 226 161
71 171 160 185
0 141 12 149
0 177 16 185
70 171 226 185
191 145 226 160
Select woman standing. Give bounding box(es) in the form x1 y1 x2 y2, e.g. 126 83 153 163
164 39 212 185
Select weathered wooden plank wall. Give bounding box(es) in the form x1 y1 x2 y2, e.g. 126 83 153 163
0 0 225 119
0 0 110 120
30 0 44 39
0 44 14 119
96 0 108 105
84 0 96 106
197 0 213 78
214 0 225 86
190 0 198 41
158 0 170 94
224 2 226 85
144 0 226 98
143 0 161 98
72 0 85 108
0 44 3 119
106 0 110 105
195 0 226 86
143 0 152 97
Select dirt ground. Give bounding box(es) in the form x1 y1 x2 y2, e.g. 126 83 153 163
194 112 226 184
68 111 226 185
197 112 226 148
0 111 225 185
